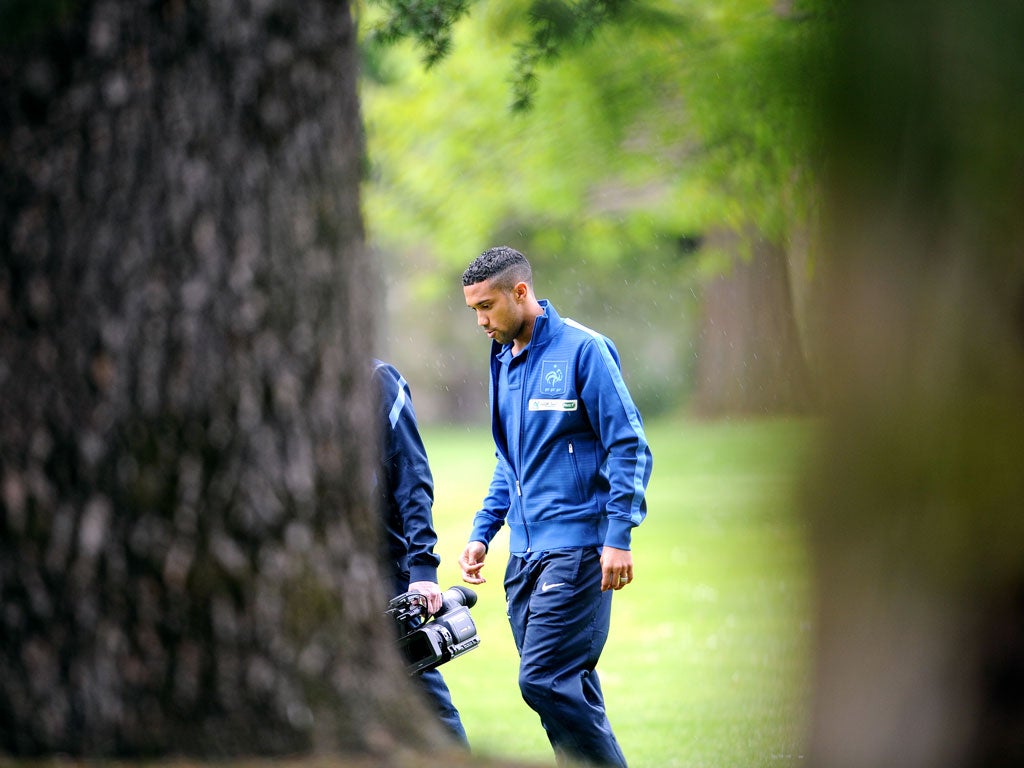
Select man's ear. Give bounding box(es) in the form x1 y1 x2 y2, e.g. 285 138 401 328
513 281 529 301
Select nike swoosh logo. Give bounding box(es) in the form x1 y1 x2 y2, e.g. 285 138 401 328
541 582 565 592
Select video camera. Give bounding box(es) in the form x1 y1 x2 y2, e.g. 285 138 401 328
386 585 480 675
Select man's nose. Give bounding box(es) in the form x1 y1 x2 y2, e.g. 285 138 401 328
476 311 487 327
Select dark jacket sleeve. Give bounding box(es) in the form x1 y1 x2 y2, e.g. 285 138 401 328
374 362 440 584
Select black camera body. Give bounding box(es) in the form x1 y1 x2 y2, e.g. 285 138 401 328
386 585 480 675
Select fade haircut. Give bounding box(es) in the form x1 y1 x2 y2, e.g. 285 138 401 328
461 246 533 291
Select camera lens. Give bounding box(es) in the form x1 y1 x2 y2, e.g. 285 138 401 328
441 585 477 612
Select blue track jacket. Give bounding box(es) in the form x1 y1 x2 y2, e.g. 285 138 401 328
373 360 440 584
469 301 652 556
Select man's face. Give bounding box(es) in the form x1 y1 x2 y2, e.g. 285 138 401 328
463 279 524 346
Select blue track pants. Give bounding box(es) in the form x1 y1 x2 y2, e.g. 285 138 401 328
504 547 627 768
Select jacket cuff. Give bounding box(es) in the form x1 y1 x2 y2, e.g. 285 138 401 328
604 519 634 550
408 564 438 584
468 537 490 554
468 523 492 548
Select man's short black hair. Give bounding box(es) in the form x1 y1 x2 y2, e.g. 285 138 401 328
461 246 533 291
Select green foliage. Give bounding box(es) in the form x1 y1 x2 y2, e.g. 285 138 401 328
510 0 636 110
363 0 824 261
425 416 814 766
366 0 476 68
366 0 646 109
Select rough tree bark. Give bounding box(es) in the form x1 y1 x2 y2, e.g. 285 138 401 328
801 1 1024 766
0 0 447 757
690 226 815 417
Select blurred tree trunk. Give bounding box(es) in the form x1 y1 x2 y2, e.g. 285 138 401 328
691 226 815 417
802 1 1024 766
0 0 447 757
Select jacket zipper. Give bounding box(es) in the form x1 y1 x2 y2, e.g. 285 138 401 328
568 440 586 501
518 354 531 554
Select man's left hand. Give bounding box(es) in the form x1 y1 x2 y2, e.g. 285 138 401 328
600 546 634 592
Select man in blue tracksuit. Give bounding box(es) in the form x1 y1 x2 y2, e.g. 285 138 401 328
373 359 468 746
457 247 652 767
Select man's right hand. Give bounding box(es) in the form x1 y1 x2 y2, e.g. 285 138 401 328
408 580 443 614
459 541 488 584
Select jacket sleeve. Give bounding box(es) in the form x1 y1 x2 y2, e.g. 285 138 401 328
469 456 511 548
576 335 653 550
375 363 440 584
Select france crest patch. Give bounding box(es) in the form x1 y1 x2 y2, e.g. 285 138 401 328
540 360 569 396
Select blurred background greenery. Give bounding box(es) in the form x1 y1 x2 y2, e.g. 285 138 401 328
359 0 822 425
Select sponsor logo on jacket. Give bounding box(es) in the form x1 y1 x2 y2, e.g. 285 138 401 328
529 398 578 411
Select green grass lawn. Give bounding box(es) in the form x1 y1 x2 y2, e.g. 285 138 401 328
422 416 816 768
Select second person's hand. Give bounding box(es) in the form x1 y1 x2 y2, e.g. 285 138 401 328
408 580 443 614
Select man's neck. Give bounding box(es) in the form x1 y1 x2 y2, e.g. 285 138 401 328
511 301 544 356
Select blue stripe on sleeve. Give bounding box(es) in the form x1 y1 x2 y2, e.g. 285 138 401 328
388 372 408 429
564 318 650 522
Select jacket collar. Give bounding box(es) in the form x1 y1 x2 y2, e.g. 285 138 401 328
531 300 559 348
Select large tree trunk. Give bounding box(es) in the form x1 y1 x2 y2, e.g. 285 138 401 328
691 226 815 417
802 1 1024 766
0 0 444 757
